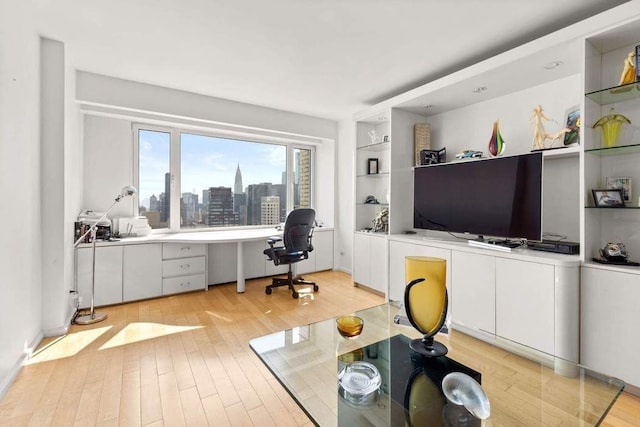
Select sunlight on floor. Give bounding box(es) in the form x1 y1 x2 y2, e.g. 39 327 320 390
25 326 112 365
99 322 203 350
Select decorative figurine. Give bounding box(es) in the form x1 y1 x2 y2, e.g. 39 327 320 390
488 120 505 156
530 105 571 150
619 51 636 86
592 108 631 148
368 129 378 144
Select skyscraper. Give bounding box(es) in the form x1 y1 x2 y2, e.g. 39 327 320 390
246 183 271 225
233 163 246 224
207 187 236 226
261 196 280 225
161 172 171 222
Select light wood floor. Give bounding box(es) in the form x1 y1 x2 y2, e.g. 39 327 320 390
0 270 638 426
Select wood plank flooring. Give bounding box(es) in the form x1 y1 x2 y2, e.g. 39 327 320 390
0 270 638 426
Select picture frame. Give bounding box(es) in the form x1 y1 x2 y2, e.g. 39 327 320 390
367 158 379 175
605 176 632 203
563 105 580 146
592 189 625 208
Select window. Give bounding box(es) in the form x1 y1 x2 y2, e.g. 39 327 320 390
137 129 171 229
135 126 314 231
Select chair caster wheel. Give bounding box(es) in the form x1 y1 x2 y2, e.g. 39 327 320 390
292 292 299 299
266 288 272 295
313 285 319 292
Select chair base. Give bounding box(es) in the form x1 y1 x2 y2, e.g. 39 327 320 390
266 269 318 299
409 337 448 357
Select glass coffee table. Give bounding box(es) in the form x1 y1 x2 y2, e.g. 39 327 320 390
249 304 624 426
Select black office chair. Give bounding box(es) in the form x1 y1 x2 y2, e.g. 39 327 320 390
264 208 319 299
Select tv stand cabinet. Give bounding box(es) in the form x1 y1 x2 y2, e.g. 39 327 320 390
388 234 580 363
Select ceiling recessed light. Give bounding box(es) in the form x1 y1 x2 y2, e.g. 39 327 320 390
544 61 563 70
472 87 487 93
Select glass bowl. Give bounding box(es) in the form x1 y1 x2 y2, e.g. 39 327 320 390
338 361 381 405
336 316 364 338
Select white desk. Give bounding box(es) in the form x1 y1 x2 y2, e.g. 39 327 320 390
89 227 283 293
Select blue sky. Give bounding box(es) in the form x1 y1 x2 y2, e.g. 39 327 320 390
139 130 286 207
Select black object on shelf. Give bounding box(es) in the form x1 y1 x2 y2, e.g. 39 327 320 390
592 257 640 267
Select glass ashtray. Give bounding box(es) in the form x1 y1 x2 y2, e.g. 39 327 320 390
338 361 382 406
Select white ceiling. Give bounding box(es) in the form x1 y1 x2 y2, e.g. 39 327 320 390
23 0 630 120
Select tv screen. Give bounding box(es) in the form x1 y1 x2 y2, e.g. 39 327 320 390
413 152 542 241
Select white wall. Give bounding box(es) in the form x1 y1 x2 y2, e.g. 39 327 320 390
336 119 355 273
0 1 44 396
79 73 337 227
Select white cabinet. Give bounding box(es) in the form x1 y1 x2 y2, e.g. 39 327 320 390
162 242 206 295
123 243 162 301
495 258 555 355
297 228 334 275
451 251 495 334
388 240 451 303
581 266 640 388
76 245 123 308
353 232 388 295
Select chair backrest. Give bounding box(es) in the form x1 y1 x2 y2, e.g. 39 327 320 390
283 208 316 252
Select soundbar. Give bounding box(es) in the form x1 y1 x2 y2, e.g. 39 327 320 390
527 240 580 255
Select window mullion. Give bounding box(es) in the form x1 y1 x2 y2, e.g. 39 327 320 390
169 128 181 231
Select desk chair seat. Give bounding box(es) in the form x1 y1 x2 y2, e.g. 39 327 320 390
264 208 318 299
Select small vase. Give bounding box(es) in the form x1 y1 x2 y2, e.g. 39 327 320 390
488 120 505 156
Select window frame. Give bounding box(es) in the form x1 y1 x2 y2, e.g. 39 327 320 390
133 123 315 233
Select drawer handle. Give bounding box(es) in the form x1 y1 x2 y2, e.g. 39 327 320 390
180 264 190 269
181 282 190 287
180 247 191 251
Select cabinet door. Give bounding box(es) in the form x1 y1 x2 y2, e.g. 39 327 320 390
313 230 334 272
496 258 554 355
451 251 495 334
388 241 451 303
243 240 267 279
582 267 640 388
368 235 388 294
353 233 370 286
123 244 162 301
77 245 123 308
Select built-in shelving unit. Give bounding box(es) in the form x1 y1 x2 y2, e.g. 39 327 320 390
349 1 640 391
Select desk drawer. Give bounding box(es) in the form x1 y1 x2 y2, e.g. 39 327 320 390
163 274 206 295
163 256 206 278
163 243 206 259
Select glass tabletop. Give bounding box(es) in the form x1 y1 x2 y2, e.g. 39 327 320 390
249 304 624 426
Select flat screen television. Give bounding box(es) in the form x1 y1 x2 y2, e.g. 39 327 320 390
413 152 542 241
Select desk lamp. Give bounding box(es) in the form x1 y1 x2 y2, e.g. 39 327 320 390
73 186 137 325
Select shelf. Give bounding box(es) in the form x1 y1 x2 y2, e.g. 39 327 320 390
582 260 640 275
539 145 580 159
585 82 640 105
356 141 389 152
584 143 640 156
356 172 389 178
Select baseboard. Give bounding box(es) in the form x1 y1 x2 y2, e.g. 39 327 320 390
0 331 43 400
42 311 74 338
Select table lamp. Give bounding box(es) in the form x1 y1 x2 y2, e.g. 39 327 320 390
73 186 137 325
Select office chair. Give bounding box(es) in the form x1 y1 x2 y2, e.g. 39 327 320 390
264 208 319 298
404 256 448 357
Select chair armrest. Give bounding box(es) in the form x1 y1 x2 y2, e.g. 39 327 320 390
266 236 283 248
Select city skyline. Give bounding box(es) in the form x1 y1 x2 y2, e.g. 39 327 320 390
139 130 286 208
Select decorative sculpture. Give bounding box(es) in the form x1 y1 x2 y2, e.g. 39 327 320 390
530 105 571 150
488 120 505 156
619 51 636 86
442 372 491 420
592 108 631 148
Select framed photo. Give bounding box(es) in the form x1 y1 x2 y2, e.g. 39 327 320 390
367 158 379 175
592 189 625 208
563 105 580 146
605 176 632 203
